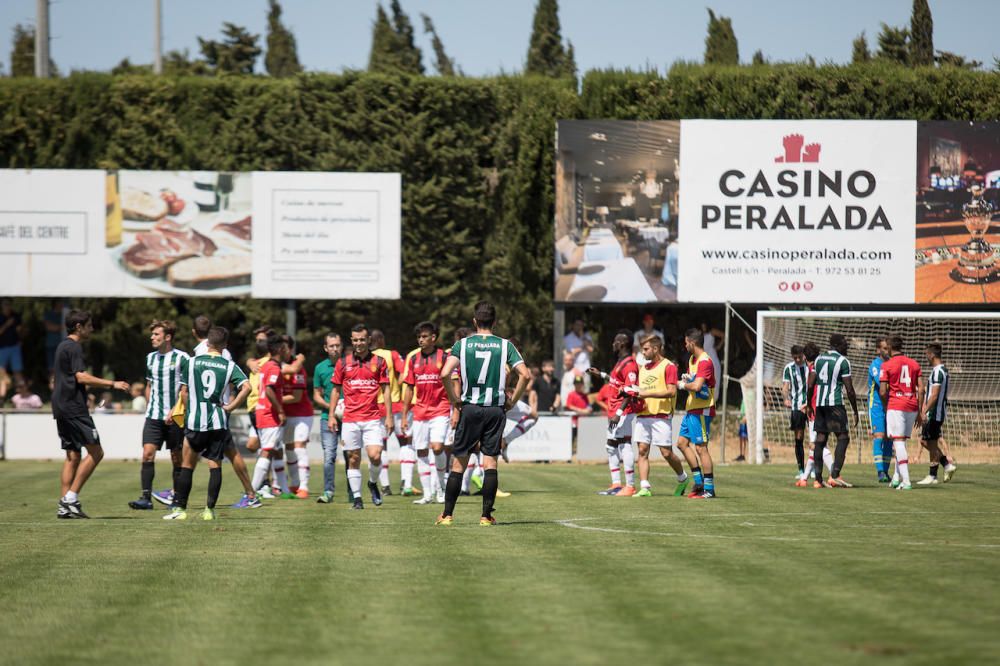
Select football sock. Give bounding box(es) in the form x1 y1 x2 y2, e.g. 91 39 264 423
172 465 182 489
881 438 894 472
63 490 78 503
273 462 290 494
812 441 827 482
207 467 222 509
794 437 805 473
400 444 416 490
892 440 910 485
939 455 950 467
174 468 193 509
619 443 636 486
443 471 463 517
704 472 715 495
929 462 939 478
640 479 652 490
832 433 850 478
676 471 688 482
140 461 155 497
606 444 622 485
417 455 433 499
872 437 885 474
481 469 498 518
296 449 310 491
369 460 381 485
347 468 362 499
379 460 390 488
251 456 270 490
435 452 448 491
803 455 815 479
285 449 300 488
822 446 834 472
691 466 704 489
461 463 474 493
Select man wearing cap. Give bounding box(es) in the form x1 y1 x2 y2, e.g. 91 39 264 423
633 314 665 366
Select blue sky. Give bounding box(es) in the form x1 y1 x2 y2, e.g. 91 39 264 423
1 0 997 76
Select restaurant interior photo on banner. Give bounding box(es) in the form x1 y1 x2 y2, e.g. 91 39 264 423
916 121 1000 304
555 120 679 303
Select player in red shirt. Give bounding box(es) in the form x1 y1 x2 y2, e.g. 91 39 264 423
251 336 292 498
280 335 314 499
879 334 925 491
587 330 641 495
401 321 453 505
328 323 393 510
371 329 410 495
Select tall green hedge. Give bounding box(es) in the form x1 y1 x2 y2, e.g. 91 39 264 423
2 64 999 387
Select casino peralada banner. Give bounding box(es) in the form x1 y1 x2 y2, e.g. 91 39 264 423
554 120 1000 305
0 169 401 300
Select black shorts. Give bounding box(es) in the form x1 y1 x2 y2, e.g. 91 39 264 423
185 429 228 462
224 430 237 451
921 419 943 441
452 404 506 458
248 411 257 429
142 418 185 450
814 406 848 434
789 410 807 432
57 415 100 452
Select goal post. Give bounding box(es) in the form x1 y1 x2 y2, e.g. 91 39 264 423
755 310 1000 465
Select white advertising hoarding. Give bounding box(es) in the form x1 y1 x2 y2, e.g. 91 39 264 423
0 169 401 300
677 120 917 303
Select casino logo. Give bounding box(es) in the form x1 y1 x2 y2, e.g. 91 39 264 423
774 134 821 163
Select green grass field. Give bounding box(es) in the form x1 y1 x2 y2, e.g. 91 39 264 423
1 460 999 665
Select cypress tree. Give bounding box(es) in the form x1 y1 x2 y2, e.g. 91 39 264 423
704 9 739 65
751 49 766 66
389 0 424 74
265 0 303 78
10 24 35 77
909 0 933 66
563 41 577 80
876 23 909 65
421 14 455 76
199 23 262 75
368 4 398 73
852 32 871 64
525 0 566 77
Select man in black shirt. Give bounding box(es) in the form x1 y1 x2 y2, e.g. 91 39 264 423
54 310 131 519
530 359 561 414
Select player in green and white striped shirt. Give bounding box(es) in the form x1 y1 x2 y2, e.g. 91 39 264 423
129 320 190 511
437 301 532 526
164 326 251 521
781 344 809 477
806 333 859 488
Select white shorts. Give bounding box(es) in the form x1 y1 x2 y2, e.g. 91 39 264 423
886 410 917 440
607 413 636 440
412 415 450 449
504 413 537 443
258 426 283 451
342 419 385 451
506 400 531 420
284 416 313 443
393 411 412 438
633 417 673 448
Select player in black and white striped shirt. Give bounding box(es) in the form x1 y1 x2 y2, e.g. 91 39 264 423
129 320 189 510
917 343 957 485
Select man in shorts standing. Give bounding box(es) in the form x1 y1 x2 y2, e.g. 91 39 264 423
54 310 132 518
402 322 452 505
674 329 718 499
437 302 532 525
781 345 809 480
917 343 957 485
328 324 393 510
807 334 859 488
281 335 314 499
129 320 188 510
879 335 923 491
588 330 641 496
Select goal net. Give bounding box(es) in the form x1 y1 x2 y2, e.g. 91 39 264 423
754 311 1000 465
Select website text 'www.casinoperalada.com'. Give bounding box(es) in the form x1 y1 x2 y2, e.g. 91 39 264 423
700 247 893 262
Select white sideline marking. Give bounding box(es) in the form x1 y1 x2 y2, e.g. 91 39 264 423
554 519 1000 549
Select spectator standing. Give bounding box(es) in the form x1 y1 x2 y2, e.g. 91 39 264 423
560 351 578 404
531 359 561 413
130 382 148 413
0 300 25 385
43 300 67 375
702 322 724 395
11 380 43 410
564 376 592 443
633 314 665 365
563 319 595 375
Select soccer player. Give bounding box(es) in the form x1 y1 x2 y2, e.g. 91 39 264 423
867 337 892 482
328 324 393 510
588 330 640 495
371 329 411 495
251 335 292 498
917 343 957 485
807 334 859 488
798 342 833 485
281 334 313 499
244 326 274 457
128 320 188 510
164 326 251 520
401 322 452 505
631 335 689 497
54 310 132 518
312 332 343 504
437 302 531 525
879 335 924 491
674 328 717 499
781 345 809 480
